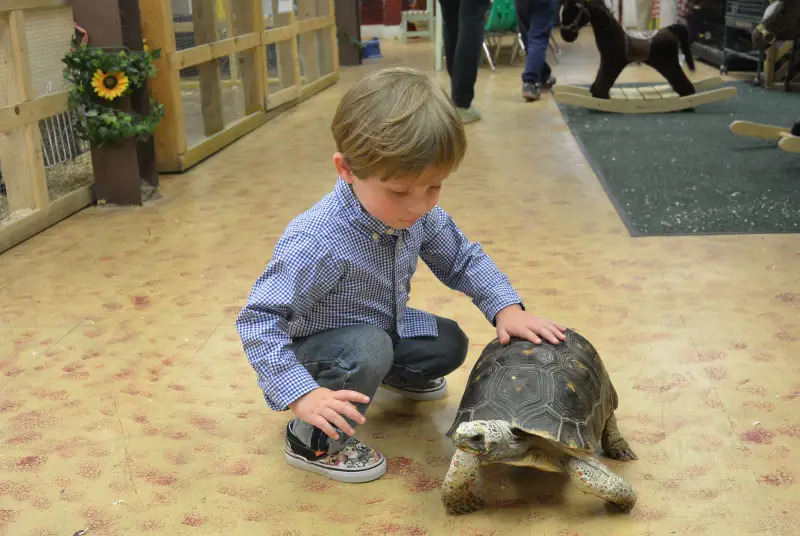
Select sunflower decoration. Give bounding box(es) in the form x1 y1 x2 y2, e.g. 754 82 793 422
91 69 130 100
63 45 164 145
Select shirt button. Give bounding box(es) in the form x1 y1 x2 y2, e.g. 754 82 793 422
386 228 394 235
372 232 379 241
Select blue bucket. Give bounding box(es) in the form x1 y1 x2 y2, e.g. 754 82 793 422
362 37 382 59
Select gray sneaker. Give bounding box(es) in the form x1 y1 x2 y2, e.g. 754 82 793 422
456 106 481 124
522 82 541 101
381 376 448 400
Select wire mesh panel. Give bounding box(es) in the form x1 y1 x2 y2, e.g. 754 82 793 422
0 127 35 225
266 42 283 92
22 6 93 200
315 27 334 77
23 6 74 98
142 0 338 170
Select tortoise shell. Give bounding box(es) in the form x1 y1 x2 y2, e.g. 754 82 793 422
446 329 618 453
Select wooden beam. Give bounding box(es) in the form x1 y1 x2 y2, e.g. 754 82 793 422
0 91 68 133
191 0 224 136
329 0 340 72
180 110 266 170
295 14 335 35
270 0 300 91
231 0 267 115
264 25 296 44
267 86 300 109
138 0 188 172
6 10 49 212
0 0 67 10
297 0 320 84
173 21 193 33
0 184 94 255
170 31 262 70
300 70 337 99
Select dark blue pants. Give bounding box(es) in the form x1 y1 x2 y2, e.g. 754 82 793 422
288 316 469 453
440 0 492 108
515 0 558 83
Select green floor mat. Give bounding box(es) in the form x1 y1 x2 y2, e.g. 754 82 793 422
557 80 800 236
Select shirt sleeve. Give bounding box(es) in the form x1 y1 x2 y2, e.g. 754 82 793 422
419 206 524 325
236 231 344 411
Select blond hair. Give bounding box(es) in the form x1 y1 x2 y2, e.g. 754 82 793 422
331 67 466 182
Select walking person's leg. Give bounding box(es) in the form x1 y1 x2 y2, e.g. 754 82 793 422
446 0 491 123
519 0 558 101
439 0 461 76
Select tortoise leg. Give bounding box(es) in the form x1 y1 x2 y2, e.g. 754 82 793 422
562 455 637 512
441 449 483 515
601 412 638 461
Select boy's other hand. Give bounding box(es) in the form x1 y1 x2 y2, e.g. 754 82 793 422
288 387 370 440
495 305 567 345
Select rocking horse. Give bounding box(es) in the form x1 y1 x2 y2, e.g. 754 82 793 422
552 0 737 113
729 0 800 153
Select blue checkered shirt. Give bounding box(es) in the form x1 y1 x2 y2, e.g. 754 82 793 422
236 178 523 410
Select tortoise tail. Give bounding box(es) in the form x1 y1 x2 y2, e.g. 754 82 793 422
668 23 695 71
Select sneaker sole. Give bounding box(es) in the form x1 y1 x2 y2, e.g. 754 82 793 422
380 380 447 401
284 449 387 483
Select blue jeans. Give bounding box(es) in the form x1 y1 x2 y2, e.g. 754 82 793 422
288 316 469 454
515 0 558 83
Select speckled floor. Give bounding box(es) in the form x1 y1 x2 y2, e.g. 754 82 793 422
1 32 798 536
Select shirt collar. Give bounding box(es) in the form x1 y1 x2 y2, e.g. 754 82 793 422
335 176 402 237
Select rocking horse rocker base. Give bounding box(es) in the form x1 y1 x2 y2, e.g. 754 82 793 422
554 76 737 113
554 0 738 113
729 120 800 153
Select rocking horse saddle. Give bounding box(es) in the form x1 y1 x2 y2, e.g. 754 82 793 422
624 30 656 62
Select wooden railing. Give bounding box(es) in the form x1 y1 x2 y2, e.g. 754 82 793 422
0 0 94 254
139 0 340 172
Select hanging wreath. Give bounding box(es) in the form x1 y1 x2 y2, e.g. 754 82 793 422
62 40 165 146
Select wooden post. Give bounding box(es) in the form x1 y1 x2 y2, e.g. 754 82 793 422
334 0 359 66
191 0 224 136
119 0 158 188
6 10 50 213
231 0 267 114
272 0 299 90
297 0 320 84
69 0 160 204
138 0 188 172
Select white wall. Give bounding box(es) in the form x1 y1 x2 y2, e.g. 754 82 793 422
622 0 637 27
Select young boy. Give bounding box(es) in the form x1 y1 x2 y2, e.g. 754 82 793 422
236 67 566 484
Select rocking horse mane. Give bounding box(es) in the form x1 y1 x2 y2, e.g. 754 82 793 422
559 0 627 47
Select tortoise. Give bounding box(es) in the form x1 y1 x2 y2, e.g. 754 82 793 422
441 328 638 514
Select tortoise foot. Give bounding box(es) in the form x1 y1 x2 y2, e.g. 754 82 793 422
444 493 484 515
604 440 638 461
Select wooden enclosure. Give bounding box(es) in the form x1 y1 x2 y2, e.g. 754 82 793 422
0 0 95 254
140 0 340 172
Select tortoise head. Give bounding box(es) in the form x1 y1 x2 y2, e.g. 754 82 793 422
452 420 529 460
